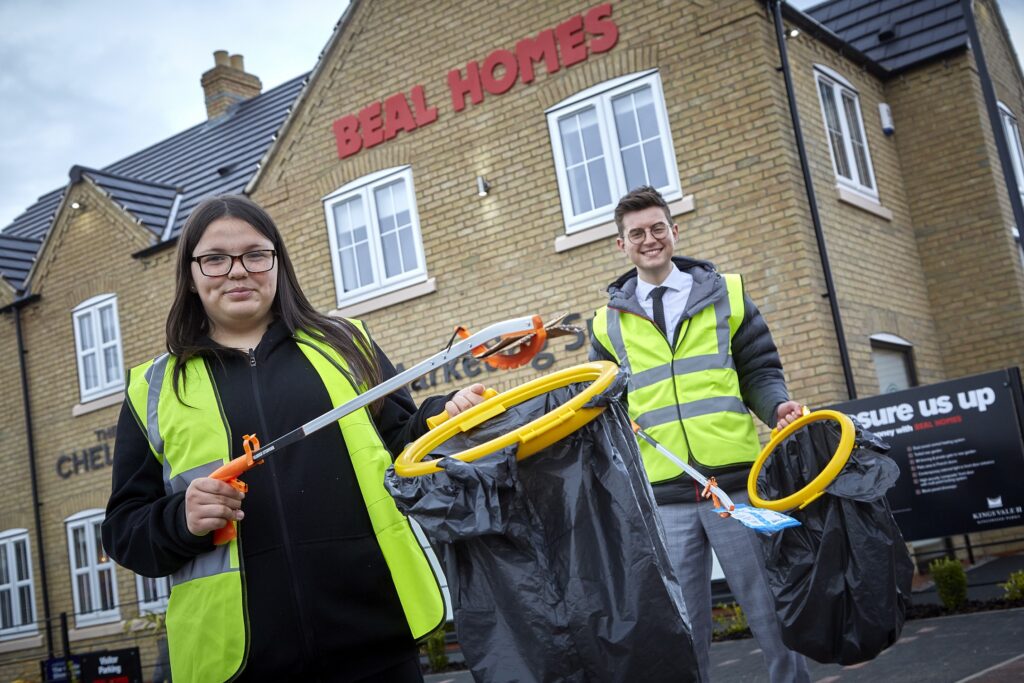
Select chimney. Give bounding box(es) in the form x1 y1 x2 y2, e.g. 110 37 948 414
201 50 262 119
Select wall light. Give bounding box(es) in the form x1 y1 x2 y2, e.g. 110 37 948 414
788 28 800 39
476 176 491 197
70 201 84 210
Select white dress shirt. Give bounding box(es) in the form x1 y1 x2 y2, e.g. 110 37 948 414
635 268 694 346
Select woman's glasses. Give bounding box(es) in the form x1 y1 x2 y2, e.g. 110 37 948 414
191 250 277 277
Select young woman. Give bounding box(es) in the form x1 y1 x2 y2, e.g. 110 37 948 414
103 194 484 682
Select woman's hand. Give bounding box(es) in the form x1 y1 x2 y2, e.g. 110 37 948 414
775 400 805 430
185 477 245 537
444 383 488 419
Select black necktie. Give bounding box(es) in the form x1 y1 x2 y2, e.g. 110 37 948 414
650 286 668 336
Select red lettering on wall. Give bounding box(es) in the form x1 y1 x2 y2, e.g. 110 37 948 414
585 3 619 53
515 29 560 84
332 4 619 157
411 85 438 126
359 101 385 148
481 49 519 95
333 115 362 159
448 61 484 113
555 15 588 67
383 93 417 141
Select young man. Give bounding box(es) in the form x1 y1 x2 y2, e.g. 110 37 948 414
590 186 809 683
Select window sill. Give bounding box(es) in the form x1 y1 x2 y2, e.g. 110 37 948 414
73 391 124 417
0 632 42 653
836 185 892 221
332 277 437 318
69 619 124 642
554 195 696 253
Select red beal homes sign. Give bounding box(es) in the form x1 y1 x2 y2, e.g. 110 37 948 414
332 3 619 159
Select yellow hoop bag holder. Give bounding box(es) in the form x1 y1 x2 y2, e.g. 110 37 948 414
386 362 699 682
748 410 914 665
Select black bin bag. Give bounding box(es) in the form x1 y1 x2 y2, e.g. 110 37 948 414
755 417 914 665
385 378 698 683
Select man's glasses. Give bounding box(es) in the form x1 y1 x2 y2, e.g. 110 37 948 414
625 224 670 244
191 250 277 277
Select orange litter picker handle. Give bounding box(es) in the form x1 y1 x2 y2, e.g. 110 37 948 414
457 315 547 370
211 434 263 545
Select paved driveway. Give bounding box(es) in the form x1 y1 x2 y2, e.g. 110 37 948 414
425 608 1024 682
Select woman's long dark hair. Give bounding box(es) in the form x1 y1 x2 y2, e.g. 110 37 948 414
166 194 381 401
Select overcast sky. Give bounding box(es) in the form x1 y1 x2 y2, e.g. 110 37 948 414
0 0 347 229
1 1 1023 230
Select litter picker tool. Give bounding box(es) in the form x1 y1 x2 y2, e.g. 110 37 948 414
210 314 558 545
747 408 856 511
632 424 800 535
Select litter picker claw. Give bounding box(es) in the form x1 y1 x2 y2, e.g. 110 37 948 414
209 315 551 545
632 423 800 535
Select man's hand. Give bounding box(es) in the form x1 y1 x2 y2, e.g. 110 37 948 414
445 383 488 418
185 477 244 537
775 400 805 430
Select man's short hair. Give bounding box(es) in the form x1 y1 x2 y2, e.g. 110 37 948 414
613 186 673 236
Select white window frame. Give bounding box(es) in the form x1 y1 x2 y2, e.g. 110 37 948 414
65 510 119 628
546 69 682 234
0 529 37 640
135 574 170 615
996 105 1024 270
999 102 1024 208
322 166 428 309
814 65 878 199
72 294 125 404
870 333 917 394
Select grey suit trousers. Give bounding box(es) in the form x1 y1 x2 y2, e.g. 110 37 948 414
659 491 809 683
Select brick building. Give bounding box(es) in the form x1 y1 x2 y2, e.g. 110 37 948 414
2 0 1024 679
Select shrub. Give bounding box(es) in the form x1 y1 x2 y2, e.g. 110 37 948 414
1001 570 1024 601
422 626 448 672
929 557 967 610
712 602 749 637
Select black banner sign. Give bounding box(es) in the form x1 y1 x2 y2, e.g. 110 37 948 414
830 368 1024 541
42 647 141 683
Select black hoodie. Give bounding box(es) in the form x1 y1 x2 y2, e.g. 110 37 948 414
103 320 447 681
590 256 790 504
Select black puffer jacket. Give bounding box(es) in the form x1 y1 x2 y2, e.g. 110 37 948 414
103 320 447 681
590 256 790 504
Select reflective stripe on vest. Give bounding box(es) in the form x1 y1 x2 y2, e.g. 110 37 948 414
125 324 445 682
127 352 246 683
592 273 761 483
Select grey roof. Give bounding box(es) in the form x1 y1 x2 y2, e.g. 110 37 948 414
804 0 967 73
0 233 43 292
72 166 181 236
0 72 306 291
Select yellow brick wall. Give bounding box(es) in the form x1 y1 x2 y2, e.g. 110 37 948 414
0 180 174 680
5 2 1024 677
880 0 1024 382
252 0 854 410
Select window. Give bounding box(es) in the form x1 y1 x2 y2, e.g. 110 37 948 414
547 70 681 233
72 294 125 403
815 66 877 198
0 530 36 640
323 166 427 308
999 102 1024 207
870 333 917 394
135 575 170 615
65 510 119 627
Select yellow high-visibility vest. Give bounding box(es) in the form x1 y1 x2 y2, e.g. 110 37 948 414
592 273 761 484
126 324 445 682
